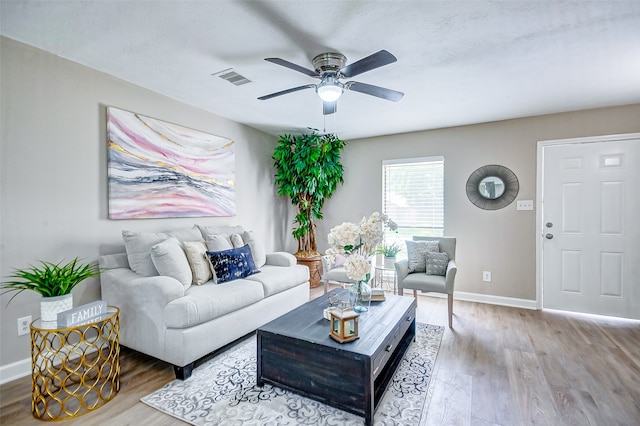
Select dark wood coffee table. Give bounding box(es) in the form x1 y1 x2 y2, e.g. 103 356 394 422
256 288 416 425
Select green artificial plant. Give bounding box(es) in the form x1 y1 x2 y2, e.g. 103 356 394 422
273 130 346 258
374 241 403 257
1 258 101 303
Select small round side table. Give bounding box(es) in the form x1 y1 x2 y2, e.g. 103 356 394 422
373 263 398 295
30 306 120 420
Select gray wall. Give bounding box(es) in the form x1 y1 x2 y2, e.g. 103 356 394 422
0 37 292 367
318 104 640 301
2 35 639 372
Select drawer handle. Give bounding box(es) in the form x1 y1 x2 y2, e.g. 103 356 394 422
406 316 413 322
385 344 393 352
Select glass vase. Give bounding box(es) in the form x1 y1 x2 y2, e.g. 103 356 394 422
349 281 372 313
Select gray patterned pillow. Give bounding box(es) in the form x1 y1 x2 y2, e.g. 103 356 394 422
425 251 449 276
406 240 439 273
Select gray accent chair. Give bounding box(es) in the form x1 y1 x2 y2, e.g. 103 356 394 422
395 236 457 328
320 255 357 294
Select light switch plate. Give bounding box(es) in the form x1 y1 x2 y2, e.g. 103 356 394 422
516 200 534 210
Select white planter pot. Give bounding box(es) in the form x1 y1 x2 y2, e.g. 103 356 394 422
40 294 73 322
384 256 396 269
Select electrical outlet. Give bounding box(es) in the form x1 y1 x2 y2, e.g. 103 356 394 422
482 271 492 282
17 316 32 336
516 200 534 210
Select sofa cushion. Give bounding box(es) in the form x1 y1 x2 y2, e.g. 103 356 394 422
122 230 167 276
197 224 244 239
122 228 202 277
242 230 266 268
334 254 347 267
182 241 212 285
402 272 447 293
406 240 439 273
150 238 192 290
324 266 355 285
206 245 260 284
205 234 234 252
425 251 448 276
246 264 310 297
164 279 265 328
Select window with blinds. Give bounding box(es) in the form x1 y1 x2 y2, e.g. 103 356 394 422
382 156 444 239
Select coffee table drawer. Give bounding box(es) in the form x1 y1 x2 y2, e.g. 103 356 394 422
372 306 415 378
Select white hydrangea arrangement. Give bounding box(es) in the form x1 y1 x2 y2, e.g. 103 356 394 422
327 212 398 282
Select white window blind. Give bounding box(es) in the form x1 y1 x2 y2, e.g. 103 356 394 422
383 156 444 238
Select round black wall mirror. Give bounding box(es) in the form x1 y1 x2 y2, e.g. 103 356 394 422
466 165 519 210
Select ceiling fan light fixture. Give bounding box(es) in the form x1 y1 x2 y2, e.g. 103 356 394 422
317 84 343 102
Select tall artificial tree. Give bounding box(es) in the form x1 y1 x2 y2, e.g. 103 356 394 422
273 131 346 258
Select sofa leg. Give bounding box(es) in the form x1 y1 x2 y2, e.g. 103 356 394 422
447 294 453 328
413 289 418 306
174 362 194 380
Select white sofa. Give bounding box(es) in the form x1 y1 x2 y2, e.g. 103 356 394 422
99 225 310 379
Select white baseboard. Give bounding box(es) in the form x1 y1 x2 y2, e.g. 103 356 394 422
453 291 537 310
406 289 538 310
0 357 31 385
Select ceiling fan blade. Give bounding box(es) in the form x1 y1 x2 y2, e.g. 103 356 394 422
264 58 319 77
323 101 337 115
339 50 397 78
345 81 404 102
258 84 315 100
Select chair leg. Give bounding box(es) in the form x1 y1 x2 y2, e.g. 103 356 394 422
413 289 418 306
447 293 453 328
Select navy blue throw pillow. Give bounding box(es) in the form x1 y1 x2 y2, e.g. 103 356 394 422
206 244 260 284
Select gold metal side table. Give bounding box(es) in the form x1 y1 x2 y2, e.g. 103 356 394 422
30 307 120 421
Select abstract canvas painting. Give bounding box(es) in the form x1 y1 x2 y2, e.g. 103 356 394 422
107 107 235 219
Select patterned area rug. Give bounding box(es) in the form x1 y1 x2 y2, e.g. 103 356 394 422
141 323 443 425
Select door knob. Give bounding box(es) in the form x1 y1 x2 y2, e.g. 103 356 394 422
545 233 554 239
546 222 553 228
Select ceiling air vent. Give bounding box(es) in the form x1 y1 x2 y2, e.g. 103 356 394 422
212 68 252 86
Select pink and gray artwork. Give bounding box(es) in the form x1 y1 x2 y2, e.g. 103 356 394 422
107 107 235 219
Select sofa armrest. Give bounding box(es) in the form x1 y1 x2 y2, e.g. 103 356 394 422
445 259 458 293
101 268 185 306
100 267 185 355
395 259 409 284
265 252 297 267
99 253 129 270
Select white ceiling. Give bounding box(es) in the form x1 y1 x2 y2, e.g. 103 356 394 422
2 1 639 140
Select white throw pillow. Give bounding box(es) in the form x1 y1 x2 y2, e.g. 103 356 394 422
122 230 168 277
406 240 439 273
166 227 203 244
242 230 266 268
150 238 192 290
182 241 213 285
230 233 245 248
121 227 203 277
205 234 234 252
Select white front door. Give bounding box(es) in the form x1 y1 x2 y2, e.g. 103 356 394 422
540 134 640 319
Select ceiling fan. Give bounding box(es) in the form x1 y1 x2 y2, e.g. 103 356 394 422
258 50 404 115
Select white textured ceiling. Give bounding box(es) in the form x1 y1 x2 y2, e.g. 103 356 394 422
2 1 639 140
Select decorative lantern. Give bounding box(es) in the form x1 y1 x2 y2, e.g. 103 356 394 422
329 307 360 343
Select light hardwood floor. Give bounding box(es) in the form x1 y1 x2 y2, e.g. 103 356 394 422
1 285 639 425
